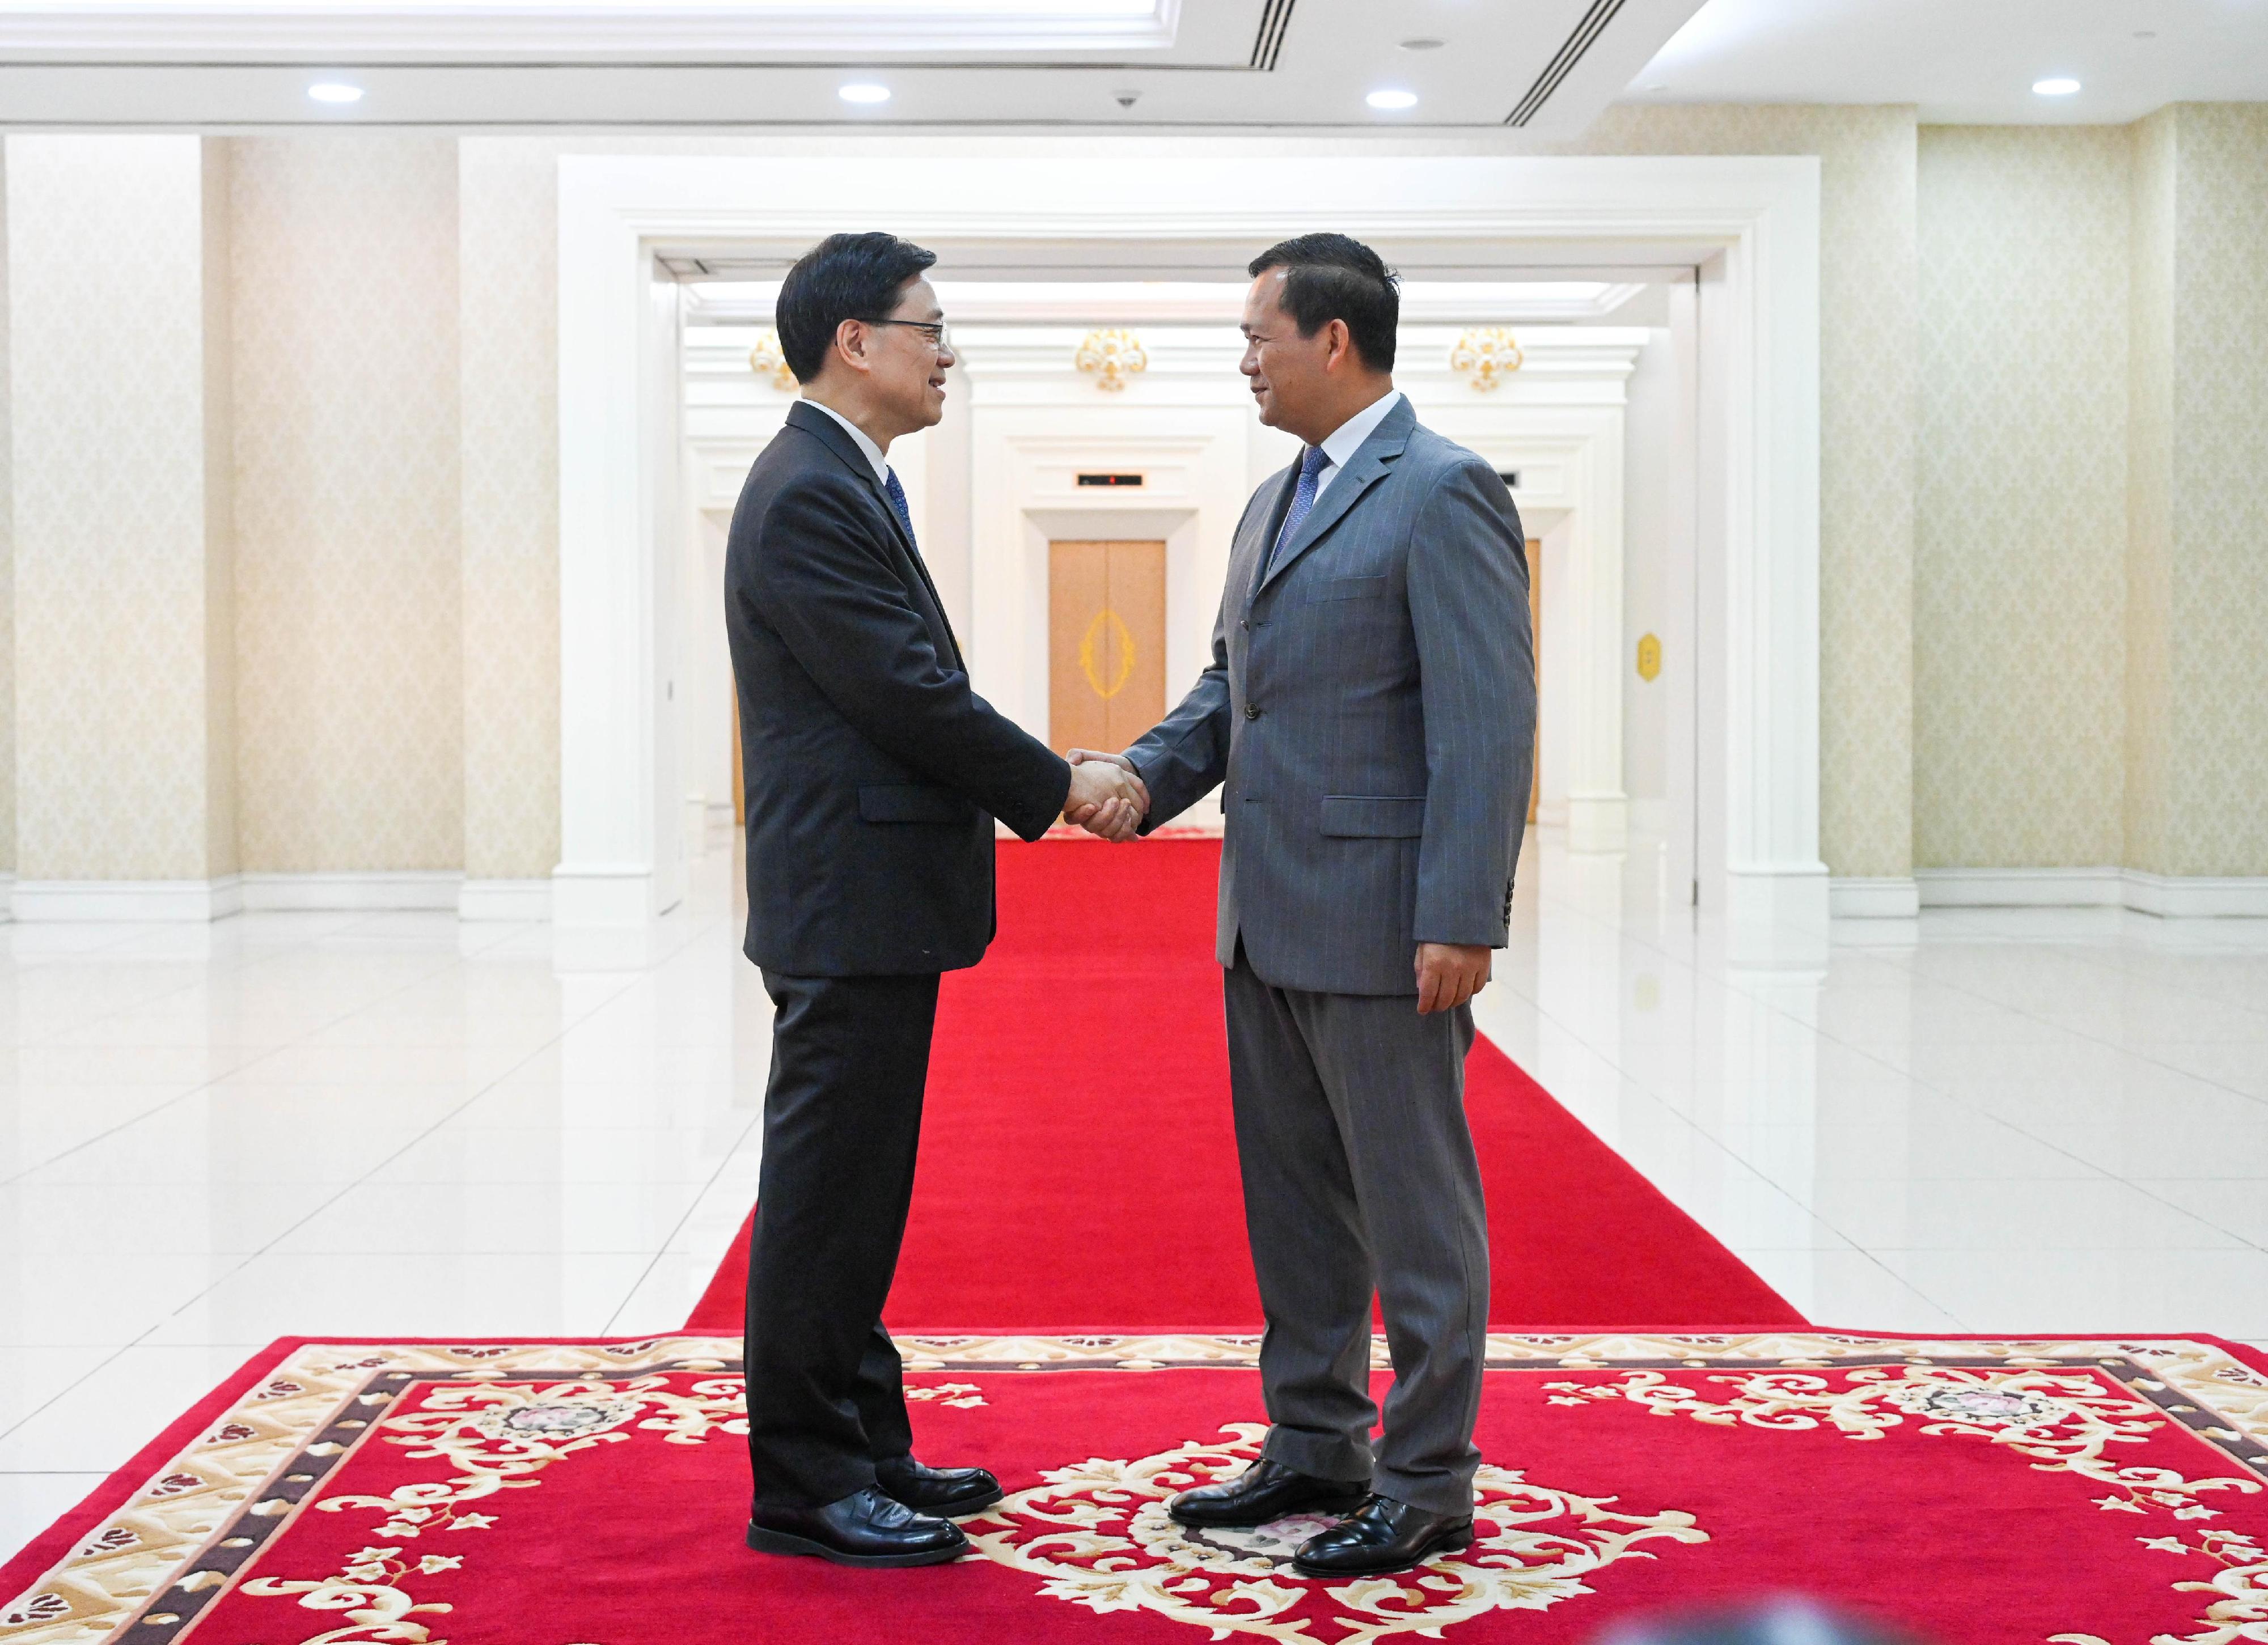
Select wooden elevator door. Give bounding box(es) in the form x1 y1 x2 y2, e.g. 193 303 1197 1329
1048 540 1167 756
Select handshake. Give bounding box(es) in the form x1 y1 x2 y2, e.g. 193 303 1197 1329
1061 749 1149 843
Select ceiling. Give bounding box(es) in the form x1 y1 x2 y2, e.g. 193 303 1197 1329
0 0 2259 130
0 0 1707 128
1628 0 2268 124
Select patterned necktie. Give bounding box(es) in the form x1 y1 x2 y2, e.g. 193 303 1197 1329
1263 445 1332 579
882 467 917 549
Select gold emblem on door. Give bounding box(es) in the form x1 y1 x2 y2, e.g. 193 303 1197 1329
1079 609 1138 699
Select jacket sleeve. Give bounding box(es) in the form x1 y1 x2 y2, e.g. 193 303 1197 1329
1408 459 1535 947
1123 590 1233 832
1121 486 1266 830
751 471 1071 841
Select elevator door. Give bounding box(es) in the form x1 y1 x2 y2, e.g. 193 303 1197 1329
1048 540 1167 756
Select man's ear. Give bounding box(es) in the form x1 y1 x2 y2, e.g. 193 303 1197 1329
831 317 871 376
1323 317 1354 374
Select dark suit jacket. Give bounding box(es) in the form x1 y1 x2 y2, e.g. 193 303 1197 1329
726 401 1071 977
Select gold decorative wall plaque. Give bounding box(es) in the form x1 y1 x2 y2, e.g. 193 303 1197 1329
747 327 796 391
1636 633 1662 681
1449 326 1524 391
1075 328 1148 391
1079 609 1138 698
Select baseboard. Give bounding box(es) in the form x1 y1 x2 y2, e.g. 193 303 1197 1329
1828 876 1920 918
1915 867 2268 917
12 875 245 922
2121 869 2268 918
552 864 657 926
460 877 553 920
238 871 462 912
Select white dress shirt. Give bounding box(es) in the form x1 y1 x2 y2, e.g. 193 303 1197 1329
803 397 891 487
1309 389 1403 501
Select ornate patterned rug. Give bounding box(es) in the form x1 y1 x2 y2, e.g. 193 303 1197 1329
7 1330 2266 1644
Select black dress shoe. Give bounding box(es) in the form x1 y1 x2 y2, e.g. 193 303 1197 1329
1167 1459 1372 1529
875 1454 1005 1517
1293 1494 1473 1576
746 1485 967 1567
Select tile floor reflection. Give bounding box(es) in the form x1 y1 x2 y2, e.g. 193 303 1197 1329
3 832 2266 1561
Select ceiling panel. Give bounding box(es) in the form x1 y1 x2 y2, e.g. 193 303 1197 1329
1628 0 2268 124
0 0 1711 129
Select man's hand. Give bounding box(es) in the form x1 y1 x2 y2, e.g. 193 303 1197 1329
1415 943 1491 1014
1064 751 1148 843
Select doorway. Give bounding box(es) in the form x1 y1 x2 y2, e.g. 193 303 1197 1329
1048 540 1167 756
562 150 1830 938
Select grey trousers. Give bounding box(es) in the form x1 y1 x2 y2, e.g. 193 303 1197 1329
1224 947 1489 1515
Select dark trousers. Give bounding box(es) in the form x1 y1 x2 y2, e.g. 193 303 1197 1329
744 968 941 1508
1224 946 1488 1515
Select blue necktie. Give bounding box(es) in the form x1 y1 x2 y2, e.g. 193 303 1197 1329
882 467 917 549
1263 445 1332 579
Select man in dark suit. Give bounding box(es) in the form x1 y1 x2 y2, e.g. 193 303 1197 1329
726 232 1145 1568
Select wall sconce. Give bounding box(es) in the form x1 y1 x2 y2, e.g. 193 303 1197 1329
1074 328 1148 391
1449 326 1524 391
747 327 796 391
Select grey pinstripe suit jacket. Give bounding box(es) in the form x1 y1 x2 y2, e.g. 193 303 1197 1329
1124 396 1537 995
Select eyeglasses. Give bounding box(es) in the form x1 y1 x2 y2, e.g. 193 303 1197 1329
864 318 951 353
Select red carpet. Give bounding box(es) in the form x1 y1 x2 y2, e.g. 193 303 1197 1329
687 838 1801 1335
12 1330 2268 1643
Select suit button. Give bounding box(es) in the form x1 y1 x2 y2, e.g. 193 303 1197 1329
1239 618 1250 630
1244 705 1262 719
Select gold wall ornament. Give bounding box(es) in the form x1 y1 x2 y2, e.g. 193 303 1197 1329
1074 327 1148 391
1636 633 1662 682
747 327 796 391
1449 326 1524 391
1078 608 1137 699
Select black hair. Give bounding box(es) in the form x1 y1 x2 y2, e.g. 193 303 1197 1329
775 231 939 383
1248 232 1399 372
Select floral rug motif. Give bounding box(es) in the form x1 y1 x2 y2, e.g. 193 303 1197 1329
3 1333 2266 1644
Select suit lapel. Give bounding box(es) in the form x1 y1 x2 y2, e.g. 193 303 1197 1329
785 402 964 667
1239 463 1302 608
1255 397 1417 596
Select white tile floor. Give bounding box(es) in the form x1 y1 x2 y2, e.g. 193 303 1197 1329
5 830 2267 1563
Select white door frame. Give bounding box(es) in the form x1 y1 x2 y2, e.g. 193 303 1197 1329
556 152 1825 934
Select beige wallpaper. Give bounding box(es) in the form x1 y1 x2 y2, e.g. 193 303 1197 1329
1564 107 1918 881
202 141 240 879
2125 111 2176 876
1914 126 2133 868
0 151 13 877
2161 105 2268 876
458 141 559 880
229 135 463 873
6 136 236 882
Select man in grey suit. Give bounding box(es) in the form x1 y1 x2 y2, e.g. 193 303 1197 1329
1072 234 1534 1577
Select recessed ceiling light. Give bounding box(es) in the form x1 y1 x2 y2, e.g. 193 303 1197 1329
2032 77 2081 96
307 81 363 104
1366 89 1419 111
1398 38 1443 51
838 82 891 104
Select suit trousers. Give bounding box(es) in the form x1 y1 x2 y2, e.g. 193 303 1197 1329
743 968 940 1508
1224 946 1488 1515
